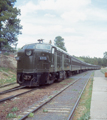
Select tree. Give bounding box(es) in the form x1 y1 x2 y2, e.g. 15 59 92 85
103 52 107 59
0 0 22 51
103 52 107 67
54 36 67 52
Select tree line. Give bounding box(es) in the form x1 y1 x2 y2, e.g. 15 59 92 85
76 56 107 67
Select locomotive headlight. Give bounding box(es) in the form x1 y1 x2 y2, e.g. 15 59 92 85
25 50 33 56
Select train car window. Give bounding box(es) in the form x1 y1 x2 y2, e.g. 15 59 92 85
36 44 51 50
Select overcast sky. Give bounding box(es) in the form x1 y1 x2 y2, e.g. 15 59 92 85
15 0 107 58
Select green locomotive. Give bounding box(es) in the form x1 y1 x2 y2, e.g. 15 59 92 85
16 40 100 87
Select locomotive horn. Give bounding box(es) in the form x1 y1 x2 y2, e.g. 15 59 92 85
38 39 44 43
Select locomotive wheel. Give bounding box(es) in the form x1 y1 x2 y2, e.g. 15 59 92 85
47 73 55 84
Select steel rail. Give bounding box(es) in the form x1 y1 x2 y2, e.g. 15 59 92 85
0 86 25 95
67 72 92 120
19 78 81 120
0 88 38 103
0 82 16 88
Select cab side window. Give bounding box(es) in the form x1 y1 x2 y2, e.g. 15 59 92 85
52 48 55 54
52 47 55 64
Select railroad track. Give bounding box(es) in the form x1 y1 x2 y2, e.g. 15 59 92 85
0 87 38 103
0 86 25 95
0 82 17 88
18 71 92 120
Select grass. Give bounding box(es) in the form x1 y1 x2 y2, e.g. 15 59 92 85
0 75 16 86
72 89 78 91
11 107 19 112
28 113 34 117
101 68 107 74
67 78 74 80
60 81 66 84
6 113 17 118
43 109 48 113
0 67 10 73
78 78 93 120
6 107 19 118
0 67 16 86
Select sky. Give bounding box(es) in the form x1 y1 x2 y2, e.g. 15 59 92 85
15 0 107 58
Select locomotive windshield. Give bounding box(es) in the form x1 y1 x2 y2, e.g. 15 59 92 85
36 44 51 50
22 44 36 49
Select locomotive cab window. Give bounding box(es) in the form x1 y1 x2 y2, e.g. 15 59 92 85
52 47 55 54
36 44 51 50
22 44 36 49
51 47 55 63
21 45 28 49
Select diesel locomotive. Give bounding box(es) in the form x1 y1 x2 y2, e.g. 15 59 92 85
15 40 100 87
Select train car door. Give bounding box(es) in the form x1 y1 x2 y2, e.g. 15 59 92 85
52 47 57 72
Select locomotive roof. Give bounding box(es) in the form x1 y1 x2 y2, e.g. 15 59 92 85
24 42 70 56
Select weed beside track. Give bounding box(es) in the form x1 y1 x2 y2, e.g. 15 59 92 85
0 67 16 86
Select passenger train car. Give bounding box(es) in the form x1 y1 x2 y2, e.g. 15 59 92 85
15 40 100 87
